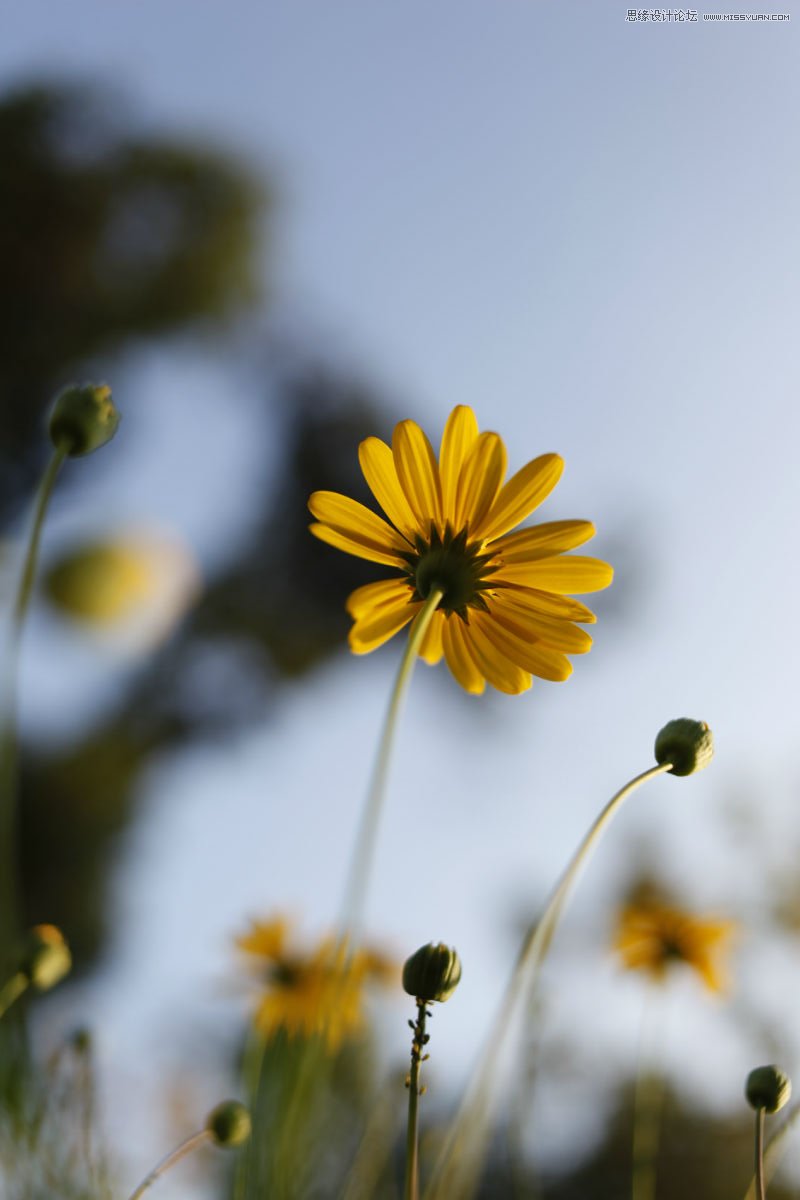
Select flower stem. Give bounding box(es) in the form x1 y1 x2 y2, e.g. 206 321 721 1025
126 1129 211 1200
425 762 672 1200
0 972 28 1021
0 445 68 959
743 1104 800 1200
405 1000 430 1200
339 587 444 940
754 1107 766 1200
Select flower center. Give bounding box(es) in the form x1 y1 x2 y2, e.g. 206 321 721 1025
402 524 497 619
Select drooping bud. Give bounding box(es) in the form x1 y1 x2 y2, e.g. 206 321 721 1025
402 942 462 1003
20 925 72 991
206 1100 252 1147
49 383 119 457
746 1065 792 1114
654 718 714 777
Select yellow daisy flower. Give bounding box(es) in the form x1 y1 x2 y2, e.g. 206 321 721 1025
308 405 613 694
613 892 736 994
236 916 396 1051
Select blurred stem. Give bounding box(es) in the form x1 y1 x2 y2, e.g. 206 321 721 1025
126 1129 210 1200
754 1107 766 1200
744 1104 800 1199
425 761 672 1200
0 444 67 958
0 972 27 1020
405 1000 430 1200
339 587 443 940
631 990 666 1200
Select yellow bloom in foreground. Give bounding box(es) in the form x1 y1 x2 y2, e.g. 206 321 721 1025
308 405 613 694
614 894 736 993
236 916 395 1051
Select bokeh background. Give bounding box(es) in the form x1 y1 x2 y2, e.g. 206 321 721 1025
1 2 799 1196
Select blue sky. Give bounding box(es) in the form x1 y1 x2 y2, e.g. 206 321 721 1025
5 0 800 1188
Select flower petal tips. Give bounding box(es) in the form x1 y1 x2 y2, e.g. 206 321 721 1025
308 406 613 695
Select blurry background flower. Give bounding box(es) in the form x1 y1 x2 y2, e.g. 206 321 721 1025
43 529 200 651
613 881 736 994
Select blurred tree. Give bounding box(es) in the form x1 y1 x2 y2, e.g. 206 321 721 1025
0 81 262 520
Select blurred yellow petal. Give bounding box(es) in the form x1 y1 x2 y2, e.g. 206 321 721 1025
442 616 485 695
439 405 479 519
346 578 413 618
392 419 443 532
473 453 564 542
418 610 445 664
349 594 419 654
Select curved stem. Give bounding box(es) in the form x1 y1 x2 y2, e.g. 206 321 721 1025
0 445 67 958
743 1104 800 1199
405 1000 429 1200
339 587 444 940
0 972 28 1020
425 762 672 1200
126 1129 210 1200
754 1107 766 1200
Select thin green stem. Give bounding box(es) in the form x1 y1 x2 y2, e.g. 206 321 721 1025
743 1104 800 1199
0 973 28 1021
0 444 68 958
405 1000 429 1200
631 992 666 1200
425 761 673 1200
754 1107 766 1200
126 1129 210 1200
339 587 444 940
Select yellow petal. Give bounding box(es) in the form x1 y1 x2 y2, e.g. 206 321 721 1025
439 406 479 524
496 554 614 594
310 523 406 568
454 431 507 532
346 578 413 618
473 453 564 542
493 583 597 624
392 419 443 532
348 594 419 654
472 612 572 682
358 437 418 541
418 610 445 664
489 592 593 654
462 621 532 695
309 490 407 549
490 520 596 562
442 615 485 695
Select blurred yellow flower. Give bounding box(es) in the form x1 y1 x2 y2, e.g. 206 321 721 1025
236 916 396 1051
614 891 735 993
308 405 612 694
44 531 199 645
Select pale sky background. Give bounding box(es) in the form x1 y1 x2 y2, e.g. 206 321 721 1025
3 1 800 1192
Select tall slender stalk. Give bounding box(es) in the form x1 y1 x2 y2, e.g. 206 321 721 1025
0 445 67 961
126 1130 210 1200
339 587 444 940
425 762 672 1200
405 1000 430 1200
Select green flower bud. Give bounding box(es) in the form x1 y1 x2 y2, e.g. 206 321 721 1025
20 925 72 991
206 1100 251 1148
49 383 119 457
402 942 462 1003
654 718 714 777
746 1065 792 1114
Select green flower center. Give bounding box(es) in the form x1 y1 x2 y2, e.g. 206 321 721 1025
401 524 497 619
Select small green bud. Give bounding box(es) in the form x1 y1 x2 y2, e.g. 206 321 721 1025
402 942 462 1003
746 1065 792 1114
654 718 714 777
206 1100 251 1148
20 925 72 991
49 383 119 457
